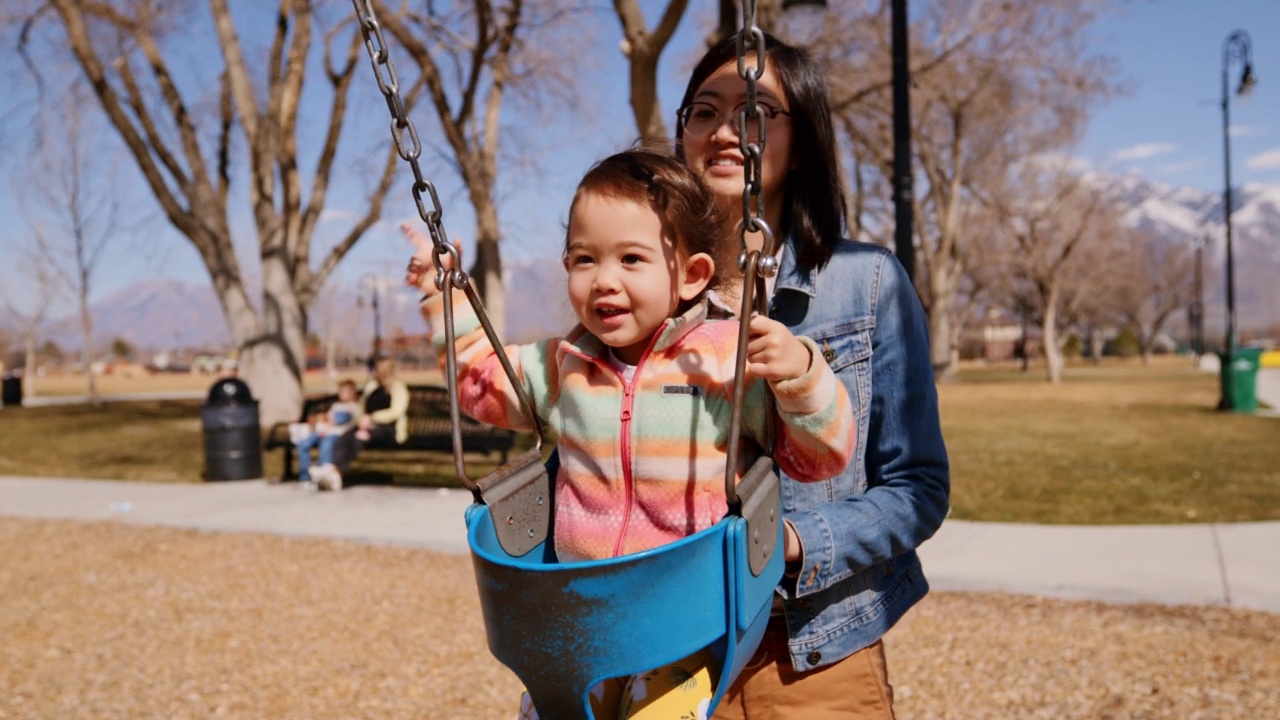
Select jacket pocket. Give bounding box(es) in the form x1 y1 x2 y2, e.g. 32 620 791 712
805 319 873 374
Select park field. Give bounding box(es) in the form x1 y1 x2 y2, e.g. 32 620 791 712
1 357 1276 524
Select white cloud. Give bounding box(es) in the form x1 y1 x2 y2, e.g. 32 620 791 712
1244 147 1280 170
1157 159 1205 175
1229 124 1267 138
1114 143 1176 161
319 208 355 223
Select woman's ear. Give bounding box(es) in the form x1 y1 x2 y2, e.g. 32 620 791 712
679 252 716 301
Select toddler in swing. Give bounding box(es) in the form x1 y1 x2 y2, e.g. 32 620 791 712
407 147 855 720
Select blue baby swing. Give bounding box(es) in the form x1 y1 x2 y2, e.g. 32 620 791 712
350 2 784 716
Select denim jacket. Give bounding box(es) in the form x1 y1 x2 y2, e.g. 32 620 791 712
768 237 950 672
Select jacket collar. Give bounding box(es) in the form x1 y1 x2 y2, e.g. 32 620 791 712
560 299 711 364
774 235 819 298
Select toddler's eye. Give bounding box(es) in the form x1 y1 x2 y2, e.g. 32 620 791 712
571 254 594 266
621 254 643 265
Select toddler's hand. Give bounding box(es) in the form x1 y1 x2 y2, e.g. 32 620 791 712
746 315 811 382
402 223 463 291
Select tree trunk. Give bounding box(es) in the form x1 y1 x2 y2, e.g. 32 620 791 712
1089 328 1104 365
928 295 957 381
23 337 37 399
628 52 666 146
469 198 506 339
79 293 98 406
239 255 306 428
927 266 959 381
1042 289 1063 384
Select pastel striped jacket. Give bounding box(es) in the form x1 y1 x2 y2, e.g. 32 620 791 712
422 295 856 562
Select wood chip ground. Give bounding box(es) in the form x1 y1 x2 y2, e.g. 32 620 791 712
2 517 1276 719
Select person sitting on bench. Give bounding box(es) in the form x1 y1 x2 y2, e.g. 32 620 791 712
356 357 409 450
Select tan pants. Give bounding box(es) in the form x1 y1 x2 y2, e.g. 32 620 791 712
712 622 895 720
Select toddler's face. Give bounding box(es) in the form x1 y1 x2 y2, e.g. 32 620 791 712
564 193 694 365
338 384 357 402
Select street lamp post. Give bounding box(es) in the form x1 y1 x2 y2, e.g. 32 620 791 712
359 274 384 364
1219 30 1257 410
891 0 914 282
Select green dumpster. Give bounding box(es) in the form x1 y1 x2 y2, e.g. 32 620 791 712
1219 347 1264 412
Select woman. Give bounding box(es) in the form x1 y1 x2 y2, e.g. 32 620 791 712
406 31 948 719
356 357 410 449
674 33 949 718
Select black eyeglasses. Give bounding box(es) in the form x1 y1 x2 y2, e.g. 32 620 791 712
675 100 792 139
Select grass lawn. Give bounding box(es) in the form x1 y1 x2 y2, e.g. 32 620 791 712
1 358 1276 524
942 358 1279 524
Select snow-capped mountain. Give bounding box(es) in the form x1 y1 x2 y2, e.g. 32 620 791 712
1094 173 1280 335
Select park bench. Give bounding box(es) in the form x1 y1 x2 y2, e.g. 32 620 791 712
263 384 517 480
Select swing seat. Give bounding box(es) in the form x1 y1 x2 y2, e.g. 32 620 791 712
466 487 783 720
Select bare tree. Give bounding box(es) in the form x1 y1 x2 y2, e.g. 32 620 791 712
1116 229 1196 364
0 249 61 400
994 160 1125 383
370 0 547 339
829 0 1119 381
24 82 124 405
20 0 404 424
612 0 688 146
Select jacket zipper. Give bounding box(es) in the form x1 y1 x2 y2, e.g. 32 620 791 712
609 325 668 558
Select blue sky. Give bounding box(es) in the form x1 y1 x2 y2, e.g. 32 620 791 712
2 0 1277 320
1077 0 1279 191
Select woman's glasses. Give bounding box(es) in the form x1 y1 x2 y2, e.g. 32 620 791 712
676 101 791 139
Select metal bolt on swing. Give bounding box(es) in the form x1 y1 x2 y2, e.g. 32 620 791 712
348 0 783 717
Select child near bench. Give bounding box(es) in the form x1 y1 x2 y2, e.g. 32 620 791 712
290 378 359 490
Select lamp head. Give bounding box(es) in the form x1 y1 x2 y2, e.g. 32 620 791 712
1237 63 1257 96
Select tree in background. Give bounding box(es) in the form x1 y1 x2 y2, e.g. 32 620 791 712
828 0 1119 381
0 249 60 398
371 0 572 340
613 0 689 146
25 82 125 407
20 0 404 424
1116 229 1195 364
992 159 1127 384
110 337 135 361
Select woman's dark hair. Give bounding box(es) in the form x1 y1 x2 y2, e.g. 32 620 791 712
565 146 730 296
676 32 846 272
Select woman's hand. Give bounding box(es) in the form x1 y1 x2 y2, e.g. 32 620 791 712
746 315 812 382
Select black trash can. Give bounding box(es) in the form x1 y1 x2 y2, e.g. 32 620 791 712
201 377 263 481
1 373 21 407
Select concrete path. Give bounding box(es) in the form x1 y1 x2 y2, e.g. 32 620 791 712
1256 367 1280 411
2 475 1277 615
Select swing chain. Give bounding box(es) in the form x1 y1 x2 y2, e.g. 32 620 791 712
734 0 777 278
350 0 452 291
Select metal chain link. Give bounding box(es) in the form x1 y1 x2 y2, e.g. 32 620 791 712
735 0 777 278
349 0 546 494
723 0 778 509
350 0 453 292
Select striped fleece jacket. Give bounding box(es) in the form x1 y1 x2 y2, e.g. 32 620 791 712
422 294 856 562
